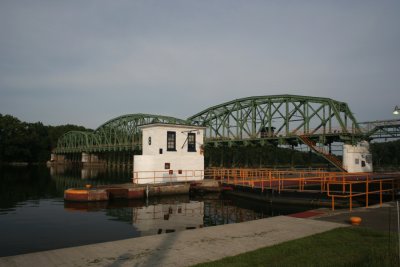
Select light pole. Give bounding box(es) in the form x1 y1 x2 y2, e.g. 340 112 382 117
393 105 400 115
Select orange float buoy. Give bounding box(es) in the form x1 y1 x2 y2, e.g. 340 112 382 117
85 184 92 189
64 189 90 201
64 188 109 202
350 216 362 226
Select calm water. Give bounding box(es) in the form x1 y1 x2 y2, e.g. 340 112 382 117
0 165 308 257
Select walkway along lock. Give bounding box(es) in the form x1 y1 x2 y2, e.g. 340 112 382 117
205 168 400 211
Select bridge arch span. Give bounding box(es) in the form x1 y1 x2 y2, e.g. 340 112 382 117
56 131 99 153
188 94 362 145
93 113 189 151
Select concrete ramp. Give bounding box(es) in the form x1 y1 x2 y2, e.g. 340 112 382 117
0 216 346 267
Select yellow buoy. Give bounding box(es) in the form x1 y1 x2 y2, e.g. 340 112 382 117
85 184 92 189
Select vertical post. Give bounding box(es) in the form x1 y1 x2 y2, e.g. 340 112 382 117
380 180 383 206
323 104 326 135
236 108 239 138
261 171 264 192
396 200 400 264
349 183 352 211
342 174 345 193
252 101 256 138
366 176 369 208
268 99 272 137
285 99 289 136
220 149 224 167
278 171 281 193
392 180 395 201
303 101 307 134
328 105 332 133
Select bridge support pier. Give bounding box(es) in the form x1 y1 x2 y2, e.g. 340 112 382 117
81 153 106 167
49 154 67 165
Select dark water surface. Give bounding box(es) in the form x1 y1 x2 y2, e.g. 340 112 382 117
0 165 309 257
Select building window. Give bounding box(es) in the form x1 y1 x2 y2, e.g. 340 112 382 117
188 133 196 152
361 161 366 167
355 158 359 165
167 131 176 151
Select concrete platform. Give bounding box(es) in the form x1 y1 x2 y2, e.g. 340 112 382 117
64 183 191 202
0 216 346 267
64 180 221 202
314 201 400 232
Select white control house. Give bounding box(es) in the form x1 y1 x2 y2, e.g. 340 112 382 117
133 123 206 184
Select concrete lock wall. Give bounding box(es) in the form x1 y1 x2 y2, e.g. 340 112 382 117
134 124 206 184
343 141 373 173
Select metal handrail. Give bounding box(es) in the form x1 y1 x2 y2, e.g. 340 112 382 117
132 170 204 184
206 168 399 210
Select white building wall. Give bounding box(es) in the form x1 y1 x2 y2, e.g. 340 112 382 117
133 155 204 183
343 141 373 173
141 125 204 156
134 124 205 184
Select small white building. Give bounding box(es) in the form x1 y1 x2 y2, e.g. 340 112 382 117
342 141 373 173
133 123 206 184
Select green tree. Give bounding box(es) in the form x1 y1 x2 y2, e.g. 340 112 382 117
0 114 91 164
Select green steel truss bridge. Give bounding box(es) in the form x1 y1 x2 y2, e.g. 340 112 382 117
359 119 400 140
55 114 188 154
54 95 400 170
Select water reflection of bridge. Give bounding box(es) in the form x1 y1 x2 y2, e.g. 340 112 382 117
50 165 130 191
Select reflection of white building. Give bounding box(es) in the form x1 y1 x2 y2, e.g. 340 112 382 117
133 123 206 184
132 201 204 235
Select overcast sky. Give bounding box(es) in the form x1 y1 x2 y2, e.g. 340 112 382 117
0 0 399 128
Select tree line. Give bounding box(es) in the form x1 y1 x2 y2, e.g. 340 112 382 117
205 145 329 169
370 140 400 169
205 141 400 170
0 114 90 163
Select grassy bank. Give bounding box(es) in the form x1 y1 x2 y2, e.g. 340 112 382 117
193 227 399 267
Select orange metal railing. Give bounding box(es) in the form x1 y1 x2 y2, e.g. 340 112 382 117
327 177 397 211
205 168 400 210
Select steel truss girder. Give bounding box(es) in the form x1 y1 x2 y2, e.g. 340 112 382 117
188 94 362 145
359 119 400 140
54 95 369 154
54 114 188 153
